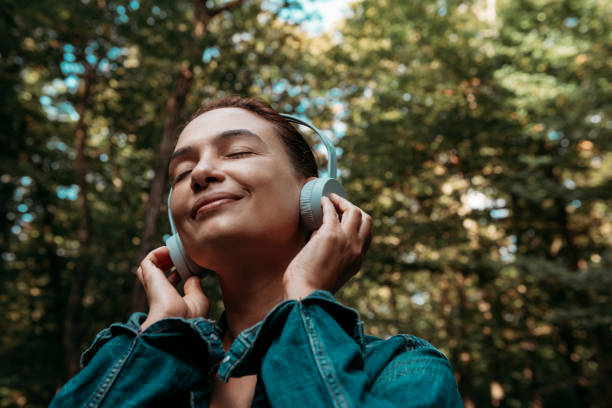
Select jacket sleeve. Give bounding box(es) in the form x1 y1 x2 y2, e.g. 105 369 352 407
257 291 463 408
49 313 224 408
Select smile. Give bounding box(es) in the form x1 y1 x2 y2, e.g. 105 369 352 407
191 193 242 219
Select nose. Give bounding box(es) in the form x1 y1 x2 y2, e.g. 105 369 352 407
190 158 225 192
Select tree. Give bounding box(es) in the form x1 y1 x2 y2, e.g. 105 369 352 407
314 0 611 406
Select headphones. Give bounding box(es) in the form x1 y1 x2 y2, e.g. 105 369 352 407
164 113 346 281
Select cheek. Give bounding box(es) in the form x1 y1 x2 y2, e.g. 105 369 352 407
170 185 193 225
249 174 302 227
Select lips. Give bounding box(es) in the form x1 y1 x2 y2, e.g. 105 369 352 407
190 192 242 219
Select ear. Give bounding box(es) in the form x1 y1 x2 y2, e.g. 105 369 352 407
302 176 317 186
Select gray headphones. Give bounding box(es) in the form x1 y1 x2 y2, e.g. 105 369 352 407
164 113 346 281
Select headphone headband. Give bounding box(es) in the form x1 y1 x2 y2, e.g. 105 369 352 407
168 188 177 235
280 113 338 179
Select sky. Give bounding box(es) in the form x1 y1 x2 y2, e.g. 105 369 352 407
305 0 353 34
273 0 354 35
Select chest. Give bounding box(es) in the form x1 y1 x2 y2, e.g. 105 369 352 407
208 374 258 408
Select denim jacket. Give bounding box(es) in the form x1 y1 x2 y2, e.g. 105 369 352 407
50 290 462 407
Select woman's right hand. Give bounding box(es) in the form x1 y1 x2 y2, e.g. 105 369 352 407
136 246 210 332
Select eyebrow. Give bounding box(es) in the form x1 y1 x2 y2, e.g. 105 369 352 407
168 129 264 169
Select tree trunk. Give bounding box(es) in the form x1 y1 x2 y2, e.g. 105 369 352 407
63 65 95 378
36 183 68 386
130 65 194 312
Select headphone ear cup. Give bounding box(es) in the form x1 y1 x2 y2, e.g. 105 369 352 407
164 234 209 281
299 179 319 231
300 177 346 230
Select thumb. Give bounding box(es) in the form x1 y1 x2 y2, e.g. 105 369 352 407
183 276 210 318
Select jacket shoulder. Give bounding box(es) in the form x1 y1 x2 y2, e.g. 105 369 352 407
362 333 454 378
362 334 463 406
365 333 446 353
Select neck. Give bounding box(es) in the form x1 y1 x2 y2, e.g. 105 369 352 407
213 238 305 350
218 270 285 350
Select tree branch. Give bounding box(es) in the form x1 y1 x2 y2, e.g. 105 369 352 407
210 0 248 18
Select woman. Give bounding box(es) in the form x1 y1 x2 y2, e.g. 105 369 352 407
50 96 462 407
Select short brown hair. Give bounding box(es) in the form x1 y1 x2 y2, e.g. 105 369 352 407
187 96 318 179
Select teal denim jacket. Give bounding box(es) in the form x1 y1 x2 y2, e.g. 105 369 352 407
50 290 462 407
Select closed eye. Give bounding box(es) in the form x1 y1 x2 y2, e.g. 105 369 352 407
174 170 191 184
226 151 254 159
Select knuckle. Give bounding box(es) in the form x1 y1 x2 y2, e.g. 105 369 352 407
349 207 362 219
327 229 345 245
139 265 150 280
363 213 373 227
326 232 340 244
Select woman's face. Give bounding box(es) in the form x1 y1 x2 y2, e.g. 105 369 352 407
169 107 307 268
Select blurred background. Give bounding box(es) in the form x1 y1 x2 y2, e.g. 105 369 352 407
1 0 610 406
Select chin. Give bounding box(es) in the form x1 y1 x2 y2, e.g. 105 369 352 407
184 218 301 267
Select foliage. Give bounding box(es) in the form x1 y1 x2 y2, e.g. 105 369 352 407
320 1 611 406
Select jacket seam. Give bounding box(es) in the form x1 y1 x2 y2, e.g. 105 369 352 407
85 336 139 408
219 338 251 381
398 334 431 350
80 330 113 368
299 302 351 408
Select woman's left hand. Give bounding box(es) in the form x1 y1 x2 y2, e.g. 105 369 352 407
283 193 373 300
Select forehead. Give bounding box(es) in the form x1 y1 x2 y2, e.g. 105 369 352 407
176 107 281 149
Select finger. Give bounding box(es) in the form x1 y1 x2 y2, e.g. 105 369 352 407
141 256 177 294
147 246 172 270
159 258 174 271
358 212 373 250
329 193 361 220
341 206 362 234
329 194 363 234
321 196 341 227
358 211 373 238
183 276 210 318
137 246 173 290
135 246 169 282
136 266 144 285
329 193 353 212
